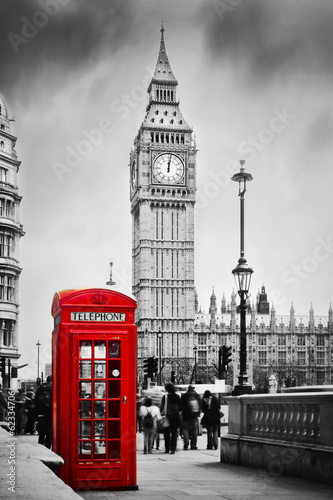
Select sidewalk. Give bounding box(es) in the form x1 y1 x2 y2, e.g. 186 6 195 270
79 431 333 500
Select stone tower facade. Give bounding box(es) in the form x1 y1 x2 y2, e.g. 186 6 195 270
0 96 24 389
130 27 197 382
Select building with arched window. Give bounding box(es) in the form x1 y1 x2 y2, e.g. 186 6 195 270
0 96 24 389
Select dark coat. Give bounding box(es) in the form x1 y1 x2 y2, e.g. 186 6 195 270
181 389 201 421
201 395 220 427
160 392 181 427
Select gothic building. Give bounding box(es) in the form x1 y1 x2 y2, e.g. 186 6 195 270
0 96 24 389
130 26 196 380
194 286 333 387
130 29 333 388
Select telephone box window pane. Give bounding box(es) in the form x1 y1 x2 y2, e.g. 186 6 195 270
79 381 92 399
79 360 91 379
94 440 106 458
108 420 120 439
94 421 106 438
79 400 91 419
94 341 106 358
108 441 120 460
108 360 121 378
108 380 120 399
94 400 106 419
78 441 91 458
94 360 106 379
94 381 106 399
78 421 91 438
80 341 92 359
108 400 120 419
109 341 120 358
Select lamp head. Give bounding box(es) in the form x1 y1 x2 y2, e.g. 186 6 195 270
232 256 253 296
232 160 253 196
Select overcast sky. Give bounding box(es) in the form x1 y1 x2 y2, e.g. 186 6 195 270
1 0 333 379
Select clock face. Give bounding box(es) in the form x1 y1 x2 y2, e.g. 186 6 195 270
112 369 120 378
131 160 137 189
153 153 184 184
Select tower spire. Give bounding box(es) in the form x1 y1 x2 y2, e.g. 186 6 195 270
150 25 178 87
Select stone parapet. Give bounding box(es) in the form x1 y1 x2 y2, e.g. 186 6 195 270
221 391 333 484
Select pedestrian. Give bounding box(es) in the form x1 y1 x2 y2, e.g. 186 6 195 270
181 385 201 450
201 390 221 450
139 396 161 454
35 379 52 448
0 386 7 422
14 389 26 435
160 382 181 454
24 391 36 435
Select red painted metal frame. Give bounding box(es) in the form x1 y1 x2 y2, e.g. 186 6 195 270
51 288 137 490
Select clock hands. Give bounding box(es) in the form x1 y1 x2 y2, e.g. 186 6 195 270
167 154 172 173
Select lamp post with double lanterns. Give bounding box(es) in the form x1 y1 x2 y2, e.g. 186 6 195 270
231 160 253 396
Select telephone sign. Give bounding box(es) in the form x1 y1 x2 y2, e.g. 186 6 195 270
51 288 137 490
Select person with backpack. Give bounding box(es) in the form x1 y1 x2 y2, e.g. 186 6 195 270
139 396 161 454
180 385 201 450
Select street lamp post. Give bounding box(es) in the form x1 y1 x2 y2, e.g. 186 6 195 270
232 160 253 396
36 340 41 386
158 329 162 386
193 344 197 384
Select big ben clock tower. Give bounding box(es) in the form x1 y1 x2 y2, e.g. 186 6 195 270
130 26 197 382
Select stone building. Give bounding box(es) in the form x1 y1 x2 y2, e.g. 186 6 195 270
130 26 197 381
130 28 333 388
194 286 333 387
0 96 24 389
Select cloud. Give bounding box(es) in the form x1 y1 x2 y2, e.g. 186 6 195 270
199 0 333 81
0 0 135 100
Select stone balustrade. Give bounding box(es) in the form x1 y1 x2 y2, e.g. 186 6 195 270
221 391 333 484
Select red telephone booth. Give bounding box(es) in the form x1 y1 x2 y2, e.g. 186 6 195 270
51 288 138 490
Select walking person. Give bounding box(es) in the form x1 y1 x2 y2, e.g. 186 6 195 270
160 383 181 454
35 379 52 448
24 391 36 435
139 397 161 454
201 390 221 450
181 385 201 450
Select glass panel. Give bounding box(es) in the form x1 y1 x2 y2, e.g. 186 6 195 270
108 341 121 358
78 421 91 438
94 421 106 438
94 341 106 358
94 381 106 399
94 440 106 458
94 400 106 418
108 380 120 399
108 360 121 378
79 341 92 359
79 400 91 418
79 360 91 379
78 441 91 457
94 360 106 379
108 441 120 460
108 420 120 439
79 381 92 399
108 400 120 419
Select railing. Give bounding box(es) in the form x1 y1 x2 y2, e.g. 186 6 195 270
226 392 333 447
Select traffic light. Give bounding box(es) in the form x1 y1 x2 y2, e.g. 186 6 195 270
171 370 175 384
147 357 155 378
152 357 158 376
0 356 5 378
143 357 149 375
222 345 232 370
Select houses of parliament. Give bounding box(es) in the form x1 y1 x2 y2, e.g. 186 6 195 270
130 26 333 389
